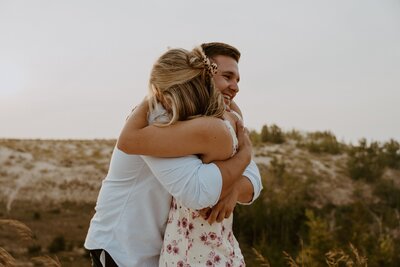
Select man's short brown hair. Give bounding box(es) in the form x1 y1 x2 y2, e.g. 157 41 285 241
201 42 241 62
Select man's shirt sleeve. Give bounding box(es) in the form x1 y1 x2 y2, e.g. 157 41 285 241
238 160 263 205
141 155 223 210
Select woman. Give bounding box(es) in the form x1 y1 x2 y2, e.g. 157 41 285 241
85 46 248 267
118 47 246 266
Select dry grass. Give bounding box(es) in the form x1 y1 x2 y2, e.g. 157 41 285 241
325 244 368 267
0 218 64 266
283 251 300 267
281 244 368 267
0 219 33 241
0 247 17 267
32 255 62 267
252 247 271 267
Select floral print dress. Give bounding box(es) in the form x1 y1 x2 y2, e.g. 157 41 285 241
159 118 245 267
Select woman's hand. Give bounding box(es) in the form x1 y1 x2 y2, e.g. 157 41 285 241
199 185 239 224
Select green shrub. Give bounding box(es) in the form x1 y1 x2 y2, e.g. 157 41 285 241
373 179 400 209
381 139 400 169
347 139 385 182
285 129 304 142
234 161 313 266
260 125 269 143
260 124 285 144
249 129 261 146
303 209 335 265
270 156 285 179
303 131 341 154
269 124 285 144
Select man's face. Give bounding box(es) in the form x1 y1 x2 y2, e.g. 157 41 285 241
211 55 240 107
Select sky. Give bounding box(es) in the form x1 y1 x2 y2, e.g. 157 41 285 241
1 0 399 143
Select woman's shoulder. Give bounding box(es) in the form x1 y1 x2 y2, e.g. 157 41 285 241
179 116 226 129
186 116 232 139
189 116 234 162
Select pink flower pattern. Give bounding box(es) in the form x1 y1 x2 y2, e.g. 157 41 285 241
159 198 245 266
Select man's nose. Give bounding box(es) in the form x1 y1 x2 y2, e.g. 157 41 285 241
230 81 239 93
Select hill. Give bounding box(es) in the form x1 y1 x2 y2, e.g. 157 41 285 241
0 129 399 266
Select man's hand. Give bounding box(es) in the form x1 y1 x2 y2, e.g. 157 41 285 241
199 185 239 224
236 120 252 162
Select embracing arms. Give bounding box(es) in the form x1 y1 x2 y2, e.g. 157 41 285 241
117 101 233 162
136 117 253 209
117 100 252 199
117 100 262 222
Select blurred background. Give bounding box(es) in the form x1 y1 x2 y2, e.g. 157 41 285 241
0 1 399 266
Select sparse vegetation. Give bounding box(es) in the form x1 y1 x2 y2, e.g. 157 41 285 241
232 127 400 266
0 219 61 266
285 129 304 142
1 135 399 266
249 129 262 146
381 139 400 169
347 139 385 182
302 131 342 155
259 124 285 144
32 255 62 267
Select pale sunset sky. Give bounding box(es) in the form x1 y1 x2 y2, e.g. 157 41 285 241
1 0 399 143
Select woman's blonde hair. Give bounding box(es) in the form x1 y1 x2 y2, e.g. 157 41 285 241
148 46 225 126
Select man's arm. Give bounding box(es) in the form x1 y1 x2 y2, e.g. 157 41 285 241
141 121 252 210
205 161 263 222
238 160 263 204
124 100 259 222
141 144 251 210
236 177 254 203
142 155 222 210
229 101 262 204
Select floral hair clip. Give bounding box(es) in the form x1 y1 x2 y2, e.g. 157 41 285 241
201 53 218 76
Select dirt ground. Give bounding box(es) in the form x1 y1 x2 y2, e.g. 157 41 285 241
0 200 95 267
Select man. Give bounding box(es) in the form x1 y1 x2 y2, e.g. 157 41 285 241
85 42 262 267
200 42 260 221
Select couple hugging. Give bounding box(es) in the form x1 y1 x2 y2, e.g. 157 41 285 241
84 42 263 267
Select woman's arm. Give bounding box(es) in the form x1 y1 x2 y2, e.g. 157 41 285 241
117 101 234 162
